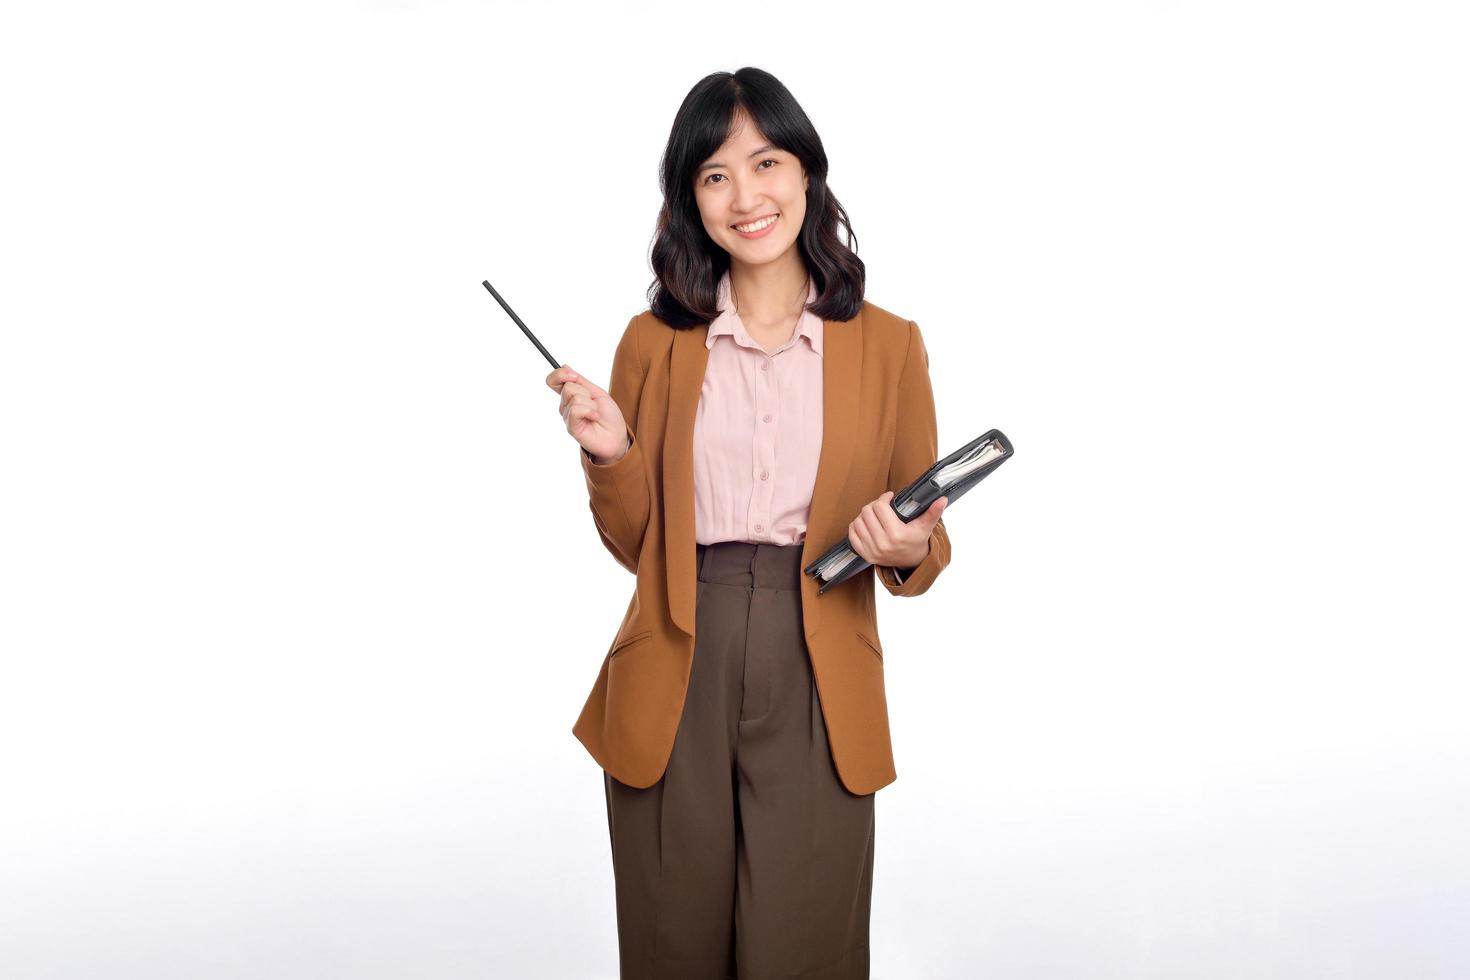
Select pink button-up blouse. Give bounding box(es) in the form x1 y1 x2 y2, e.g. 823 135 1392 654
693 270 823 546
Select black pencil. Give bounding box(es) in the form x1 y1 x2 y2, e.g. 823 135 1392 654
483 279 561 370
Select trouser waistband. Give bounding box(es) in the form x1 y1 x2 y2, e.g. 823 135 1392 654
695 540 804 592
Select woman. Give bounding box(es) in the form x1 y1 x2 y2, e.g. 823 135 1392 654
546 67 951 979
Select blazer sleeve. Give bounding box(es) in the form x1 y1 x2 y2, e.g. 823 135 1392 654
877 319 953 597
580 315 651 575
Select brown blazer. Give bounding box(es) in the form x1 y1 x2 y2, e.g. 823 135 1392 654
572 298 952 795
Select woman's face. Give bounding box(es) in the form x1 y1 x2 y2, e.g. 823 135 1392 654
692 112 810 267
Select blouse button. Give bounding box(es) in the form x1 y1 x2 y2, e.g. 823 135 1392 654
762 413 772 423
754 523 764 533
760 470 769 480
760 362 769 372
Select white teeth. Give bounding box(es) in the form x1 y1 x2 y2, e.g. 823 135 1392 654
734 214 778 232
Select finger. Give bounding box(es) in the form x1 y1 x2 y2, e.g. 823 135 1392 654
547 364 578 390
562 368 608 399
562 395 599 424
873 491 907 537
858 504 889 555
559 382 589 410
560 388 585 412
848 518 874 563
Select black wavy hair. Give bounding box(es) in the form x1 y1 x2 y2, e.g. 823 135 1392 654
647 67 866 329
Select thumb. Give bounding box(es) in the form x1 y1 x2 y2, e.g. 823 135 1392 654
919 496 948 528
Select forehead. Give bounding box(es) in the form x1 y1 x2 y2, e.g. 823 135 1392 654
719 112 767 148
707 111 784 155
698 125 788 174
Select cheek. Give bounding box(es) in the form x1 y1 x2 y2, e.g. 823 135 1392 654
783 191 807 228
692 194 718 227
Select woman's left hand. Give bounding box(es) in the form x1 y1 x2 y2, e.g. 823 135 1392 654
847 491 948 570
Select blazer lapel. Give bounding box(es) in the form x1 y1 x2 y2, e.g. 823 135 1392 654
801 310 861 640
664 325 709 638
664 308 863 640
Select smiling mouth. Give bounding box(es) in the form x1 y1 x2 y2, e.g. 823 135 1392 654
732 213 780 233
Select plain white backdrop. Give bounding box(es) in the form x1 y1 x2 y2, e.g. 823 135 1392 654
2 1 1467 977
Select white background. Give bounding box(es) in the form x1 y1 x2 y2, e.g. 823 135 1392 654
3 1 1467 977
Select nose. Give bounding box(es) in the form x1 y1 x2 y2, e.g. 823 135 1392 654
730 176 768 221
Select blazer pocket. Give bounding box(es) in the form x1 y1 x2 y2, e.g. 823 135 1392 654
608 628 653 661
856 630 884 662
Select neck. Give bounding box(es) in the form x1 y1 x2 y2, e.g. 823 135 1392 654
728 254 809 325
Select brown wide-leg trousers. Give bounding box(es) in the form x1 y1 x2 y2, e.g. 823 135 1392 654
603 540 876 980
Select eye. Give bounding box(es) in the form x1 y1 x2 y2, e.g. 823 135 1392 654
702 159 779 185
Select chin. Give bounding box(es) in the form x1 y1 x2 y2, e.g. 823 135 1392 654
732 231 795 251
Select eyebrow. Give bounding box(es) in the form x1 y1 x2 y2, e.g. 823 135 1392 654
696 144 781 175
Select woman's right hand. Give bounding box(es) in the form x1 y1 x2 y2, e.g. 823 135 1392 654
546 365 630 464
